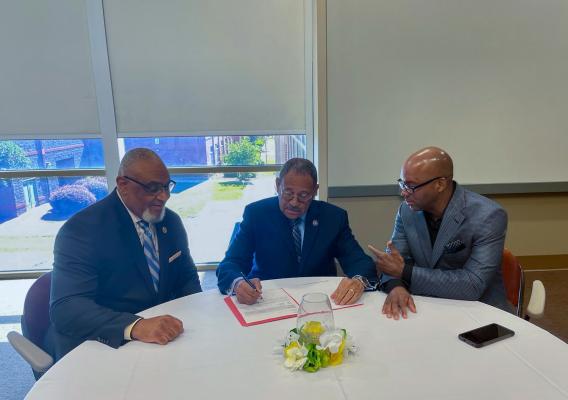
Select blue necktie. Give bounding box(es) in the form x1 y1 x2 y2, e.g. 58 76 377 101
290 218 302 263
137 220 160 292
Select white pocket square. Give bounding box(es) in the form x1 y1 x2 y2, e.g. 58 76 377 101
168 251 182 263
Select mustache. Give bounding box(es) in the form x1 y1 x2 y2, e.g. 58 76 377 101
286 205 302 212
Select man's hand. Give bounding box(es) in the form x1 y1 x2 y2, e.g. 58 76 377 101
235 278 263 305
382 286 417 320
330 277 364 305
368 241 405 278
131 315 184 344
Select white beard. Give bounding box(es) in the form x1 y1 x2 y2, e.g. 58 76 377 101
142 207 166 224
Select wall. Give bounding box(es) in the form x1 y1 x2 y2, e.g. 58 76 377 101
330 192 568 266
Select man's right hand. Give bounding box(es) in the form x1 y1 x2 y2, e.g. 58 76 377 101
382 286 417 320
235 278 263 305
131 315 184 345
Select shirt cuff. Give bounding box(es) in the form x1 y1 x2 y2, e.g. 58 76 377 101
379 278 406 294
228 277 244 295
352 275 375 291
124 318 143 341
402 264 413 287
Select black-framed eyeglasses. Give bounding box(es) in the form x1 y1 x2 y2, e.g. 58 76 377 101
279 189 314 203
123 176 176 195
397 176 445 194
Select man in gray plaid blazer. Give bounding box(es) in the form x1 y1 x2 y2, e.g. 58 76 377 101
369 147 513 319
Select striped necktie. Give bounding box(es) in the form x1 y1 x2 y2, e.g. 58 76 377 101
290 218 302 263
137 220 160 292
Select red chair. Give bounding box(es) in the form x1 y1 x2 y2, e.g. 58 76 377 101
501 249 546 319
501 249 524 317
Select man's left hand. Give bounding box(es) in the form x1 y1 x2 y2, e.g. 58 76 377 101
331 277 364 305
368 241 404 278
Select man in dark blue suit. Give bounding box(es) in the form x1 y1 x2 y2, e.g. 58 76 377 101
216 158 376 305
45 148 201 361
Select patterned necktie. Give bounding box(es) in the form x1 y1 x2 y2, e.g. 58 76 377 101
290 218 302 263
137 220 160 292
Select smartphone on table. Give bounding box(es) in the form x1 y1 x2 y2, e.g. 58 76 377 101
458 323 515 348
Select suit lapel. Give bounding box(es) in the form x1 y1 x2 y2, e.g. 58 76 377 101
431 186 466 265
300 201 320 270
411 211 433 265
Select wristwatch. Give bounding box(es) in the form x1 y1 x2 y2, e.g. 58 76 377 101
353 275 379 292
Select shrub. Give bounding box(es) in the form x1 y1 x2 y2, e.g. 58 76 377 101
49 185 96 216
76 177 108 200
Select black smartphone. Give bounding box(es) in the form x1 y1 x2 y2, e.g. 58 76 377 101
458 323 515 348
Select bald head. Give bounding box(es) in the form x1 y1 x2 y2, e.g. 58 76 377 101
116 148 171 223
118 148 165 177
404 147 453 180
399 147 454 216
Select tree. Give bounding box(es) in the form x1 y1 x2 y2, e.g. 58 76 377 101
223 138 264 181
0 141 31 170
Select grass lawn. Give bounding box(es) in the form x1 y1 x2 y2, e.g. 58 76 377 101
0 235 53 253
167 177 247 218
213 181 246 201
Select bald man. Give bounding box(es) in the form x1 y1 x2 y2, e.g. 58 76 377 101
369 147 513 319
46 148 202 361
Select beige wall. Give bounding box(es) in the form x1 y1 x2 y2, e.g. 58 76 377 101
330 192 568 257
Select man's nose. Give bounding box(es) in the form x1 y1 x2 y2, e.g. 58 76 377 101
157 189 170 202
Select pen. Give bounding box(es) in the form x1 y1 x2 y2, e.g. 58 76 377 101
241 272 262 297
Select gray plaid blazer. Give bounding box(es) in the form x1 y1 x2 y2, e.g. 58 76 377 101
383 183 513 312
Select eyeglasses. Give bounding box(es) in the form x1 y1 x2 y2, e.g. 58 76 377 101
397 176 445 194
280 189 314 203
123 176 176 195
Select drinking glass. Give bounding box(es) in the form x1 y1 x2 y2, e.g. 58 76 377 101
296 292 335 344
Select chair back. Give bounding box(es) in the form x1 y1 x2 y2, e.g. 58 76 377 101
501 249 524 317
21 272 52 350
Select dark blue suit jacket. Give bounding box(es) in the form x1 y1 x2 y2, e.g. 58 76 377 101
216 197 375 293
45 189 201 360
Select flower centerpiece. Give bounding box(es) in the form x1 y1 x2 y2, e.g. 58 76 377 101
281 293 357 372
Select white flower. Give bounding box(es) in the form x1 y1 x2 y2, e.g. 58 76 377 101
285 331 300 347
318 330 345 354
284 345 308 371
345 333 359 354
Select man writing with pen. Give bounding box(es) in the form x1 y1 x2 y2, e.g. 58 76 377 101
216 158 378 305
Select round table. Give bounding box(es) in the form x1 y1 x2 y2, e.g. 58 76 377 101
27 277 568 399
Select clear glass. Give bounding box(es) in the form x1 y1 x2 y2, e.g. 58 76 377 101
0 139 104 170
168 172 277 264
118 135 306 167
296 292 335 344
0 176 108 272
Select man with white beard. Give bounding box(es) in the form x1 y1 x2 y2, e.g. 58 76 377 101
45 148 201 361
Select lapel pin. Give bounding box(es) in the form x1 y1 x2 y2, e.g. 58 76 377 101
312 219 318 227
162 227 167 234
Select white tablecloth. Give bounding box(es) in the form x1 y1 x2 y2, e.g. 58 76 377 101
27 277 568 399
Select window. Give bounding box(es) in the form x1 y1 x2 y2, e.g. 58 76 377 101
0 0 313 276
0 139 106 273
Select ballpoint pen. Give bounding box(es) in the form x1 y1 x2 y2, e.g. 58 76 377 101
241 272 262 298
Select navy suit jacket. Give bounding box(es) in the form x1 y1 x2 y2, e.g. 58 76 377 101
216 197 375 293
382 183 513 312
45 189 201 360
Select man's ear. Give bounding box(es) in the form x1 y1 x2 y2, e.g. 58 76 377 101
275 177 281 192
313 183 320 197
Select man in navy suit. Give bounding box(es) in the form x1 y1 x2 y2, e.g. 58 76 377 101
216 158 376 305
369 147 512 320
45 148 202 361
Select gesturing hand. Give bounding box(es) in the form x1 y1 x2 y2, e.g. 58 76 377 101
131 315 184 345
368 241 405 278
